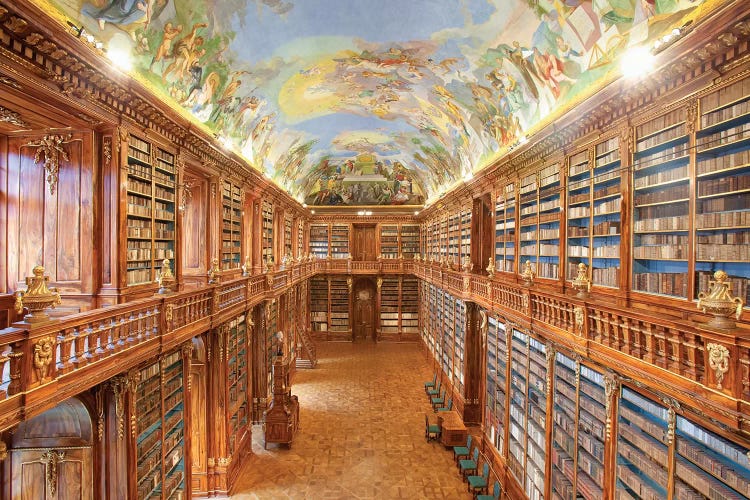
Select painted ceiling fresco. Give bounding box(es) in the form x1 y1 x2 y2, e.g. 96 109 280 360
42 0 711 205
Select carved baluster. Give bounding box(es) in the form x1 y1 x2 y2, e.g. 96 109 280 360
668 327 682 373
620 317 631 355
654 326 667 368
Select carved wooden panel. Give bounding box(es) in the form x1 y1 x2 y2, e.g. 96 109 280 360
5 132 94 296
11 448 92 500
182 176 209 282
352 225 376 261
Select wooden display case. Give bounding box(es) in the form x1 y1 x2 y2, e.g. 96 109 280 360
263 354 299 448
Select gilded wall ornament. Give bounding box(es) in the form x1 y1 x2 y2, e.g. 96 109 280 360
0 105 29 128
33 336 54 381
40 450 65 495
25 134 73 195
603 374 618 440
164 304 174 323
706 343 730 390
103 136 112 165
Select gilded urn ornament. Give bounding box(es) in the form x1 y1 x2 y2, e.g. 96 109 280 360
697 270 744 330
207 257 221 284
571 262 591 298
14 265 62 323
520 260 535 287
156 258 176 294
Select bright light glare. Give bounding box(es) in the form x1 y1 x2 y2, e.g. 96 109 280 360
107 47 132 71
620 45 655 78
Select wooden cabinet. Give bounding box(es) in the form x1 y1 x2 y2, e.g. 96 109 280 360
263 355 299 448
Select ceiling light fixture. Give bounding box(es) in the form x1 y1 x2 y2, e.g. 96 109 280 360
620 45 655 79
107 46 132 71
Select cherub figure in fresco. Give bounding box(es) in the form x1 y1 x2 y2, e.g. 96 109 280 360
149 21 183 72
161 22 208 83
532 47 574 99
82 0 149 37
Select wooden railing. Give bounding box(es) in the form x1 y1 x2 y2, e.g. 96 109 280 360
0 261 318 432
411 261 750 433
2 258 748 434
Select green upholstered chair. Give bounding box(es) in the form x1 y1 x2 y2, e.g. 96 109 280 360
476 481 501 500
437 398 453 412
426 380 441 398
458 447 479 478
424 373 437 393
431 388 446 410
467 462 489 495
453 434 472 463
424 414 440 442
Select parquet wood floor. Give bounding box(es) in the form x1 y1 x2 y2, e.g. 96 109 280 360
231 341 473 499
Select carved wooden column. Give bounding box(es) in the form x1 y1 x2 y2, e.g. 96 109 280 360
206 325 229 495
251 303 267 422
252 200 263 274
208 176 221 275
462 302 483 424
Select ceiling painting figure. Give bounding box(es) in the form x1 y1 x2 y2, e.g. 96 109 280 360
42 0 710 205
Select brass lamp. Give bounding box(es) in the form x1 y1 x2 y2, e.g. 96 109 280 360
14 265 62 323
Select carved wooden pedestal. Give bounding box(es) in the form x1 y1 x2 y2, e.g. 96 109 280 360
263 354 299 448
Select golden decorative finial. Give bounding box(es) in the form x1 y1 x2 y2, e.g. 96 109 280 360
14 265 62 323
520 260 535 287
156 258 176 294
486 257 496 278
571 262 591 298
242 255 251 276
263 256 274 273
207 257 221 284
461 255 473 273
414 253 421 262
697 270 744 330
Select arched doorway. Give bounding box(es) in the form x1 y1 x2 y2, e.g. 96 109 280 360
7 398 93 499
352 278 377 341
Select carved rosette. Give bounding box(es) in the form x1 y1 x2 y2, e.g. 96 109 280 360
706 343 730 390
25 134 73 194
33 336 55 382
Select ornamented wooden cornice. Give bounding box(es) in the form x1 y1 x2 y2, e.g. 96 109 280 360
0 2 304 212
0 104 29 127
309 214 419 224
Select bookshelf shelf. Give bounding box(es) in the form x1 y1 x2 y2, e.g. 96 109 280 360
495 183 517 273
221 181 242 271
125 136 176 287
310 224 330 260
261 201 274 265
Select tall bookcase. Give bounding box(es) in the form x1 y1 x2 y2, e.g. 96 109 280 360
134 350 185 500
261 201 274 265
380 225 399 259
400 225 420 258
400 277 419 335
283 213 293 256
694 76 750 307
485 315 508 455
310 224 329 259
566 138 622 287
226 314 249 457
310 277 329 332
508 329 546 500
125 135 177 286
329 277 349 332
632 108 690 298
297 220 305 258
330 224 350 258
447 213 461 265
495 182 517 273
379 278 400 335
221 181 242 271
551 353 607 499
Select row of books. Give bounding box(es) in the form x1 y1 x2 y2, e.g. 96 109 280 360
634 184 689 205
699 195 749 213
696 210 750 229
696 149 750 175
634 165 688 189
701 80 750 126
636 108 684 140
698 173 750 197
633 272 688 296
696 121 750 150
696 244 750 261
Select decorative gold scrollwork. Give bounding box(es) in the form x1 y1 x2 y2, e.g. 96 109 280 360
24 134 73 194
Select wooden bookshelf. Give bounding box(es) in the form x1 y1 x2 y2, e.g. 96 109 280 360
283 213 293 256
380 224 399 259
460 208 471 264
226 314 249 457
134 350 185 500
632 109 690 298
261 201 274 265
125 135 176 286
310 224 329 259
221 181 242 271
495 182 517 273
485 316 508 456
694 76 750 307
379 278 400 335
329 277 349 332
297 220 304 258
400 225 420 258
520 166 562 280
400 277 419 335
330 224 350 258
447 213 460 265
310 277 329 332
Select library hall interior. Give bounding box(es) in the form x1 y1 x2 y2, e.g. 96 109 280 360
2 0 750 498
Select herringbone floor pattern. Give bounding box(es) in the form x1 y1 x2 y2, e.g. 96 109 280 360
231 341 472 499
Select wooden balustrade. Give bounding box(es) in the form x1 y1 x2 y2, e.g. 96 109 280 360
216 279 248 311
166 288 213 331
412 262 750 426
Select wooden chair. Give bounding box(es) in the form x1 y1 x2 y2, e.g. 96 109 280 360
424 414 440 442
426 380 441 398
453 434 472 463
431 388 446 410
437 398 453 412
423 373 437 393
477 481 501 500
459 447 479 478
467 462 489 495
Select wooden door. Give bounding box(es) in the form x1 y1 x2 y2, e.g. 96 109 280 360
352 225 376 261
353 279 376 341
11 448 92 500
